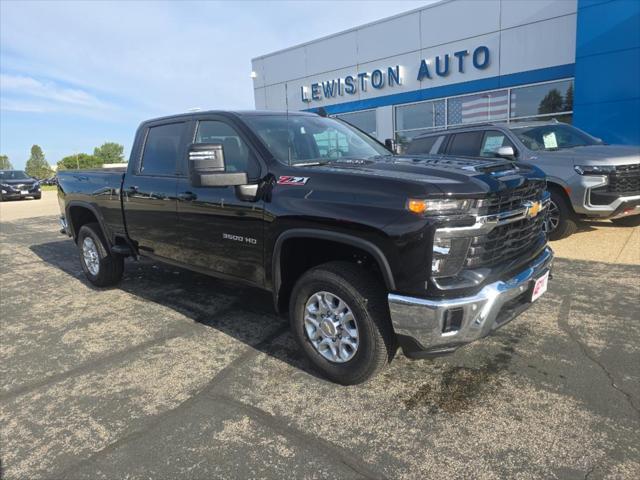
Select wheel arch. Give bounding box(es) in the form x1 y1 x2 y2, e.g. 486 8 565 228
271 229 396 313
66 201 112 247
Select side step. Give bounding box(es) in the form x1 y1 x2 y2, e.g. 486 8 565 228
111 244 133 256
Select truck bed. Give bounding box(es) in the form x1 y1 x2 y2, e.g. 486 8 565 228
57 169 126 244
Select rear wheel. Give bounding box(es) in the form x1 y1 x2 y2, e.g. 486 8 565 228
77 222 124 287
289 261 395 385
545 190 577 240
611 215 640 227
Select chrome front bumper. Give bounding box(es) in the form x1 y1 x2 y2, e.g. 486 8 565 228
389 247 554 357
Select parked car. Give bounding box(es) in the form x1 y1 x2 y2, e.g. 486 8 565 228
406 121 640 239
58 111 553 384
0 170 41 201
41 176 58 186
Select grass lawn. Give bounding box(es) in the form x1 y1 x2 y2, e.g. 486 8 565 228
40 185 57 191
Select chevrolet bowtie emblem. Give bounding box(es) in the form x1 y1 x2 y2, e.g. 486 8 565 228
525 201 542 218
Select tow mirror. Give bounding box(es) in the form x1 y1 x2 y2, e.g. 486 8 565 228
496 146 516 160
384 138 397 154
188 143 248 187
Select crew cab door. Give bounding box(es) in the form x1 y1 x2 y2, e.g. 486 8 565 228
176 117 265 285
122 120 189 260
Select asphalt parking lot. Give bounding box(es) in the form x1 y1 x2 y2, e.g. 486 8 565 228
1 192 639 479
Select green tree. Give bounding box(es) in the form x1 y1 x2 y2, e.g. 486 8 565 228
94 142 125 164
0 154 13 170
564 83 573 112
538 89 564 115
57 153 102 170
25 145 53 179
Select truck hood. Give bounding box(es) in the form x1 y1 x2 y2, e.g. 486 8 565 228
307 154 544 196
533 144 640 166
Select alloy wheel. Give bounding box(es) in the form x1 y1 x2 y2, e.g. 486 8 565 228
544 199 560 234
82 237 100 276
304 291 359 363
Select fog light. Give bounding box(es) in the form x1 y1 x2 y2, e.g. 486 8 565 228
442 308 463 333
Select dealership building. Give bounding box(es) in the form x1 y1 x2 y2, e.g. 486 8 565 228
251 0 640 149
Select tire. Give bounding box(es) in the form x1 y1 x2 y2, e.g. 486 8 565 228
77 222 124 287
289 261 396 385
33 194 42 200
546 190 578 240
611 215 640 227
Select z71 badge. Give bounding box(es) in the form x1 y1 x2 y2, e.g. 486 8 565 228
277 176 309 186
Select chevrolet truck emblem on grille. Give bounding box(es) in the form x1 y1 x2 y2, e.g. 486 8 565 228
524 200 542 218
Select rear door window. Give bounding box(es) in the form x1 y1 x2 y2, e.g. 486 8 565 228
480 130 516 157
141 122 186 176
447 131 484 156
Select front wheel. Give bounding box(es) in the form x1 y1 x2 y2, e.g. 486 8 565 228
545 190 578 240
77 222 124 287
611 215 640 227
289 261 395 385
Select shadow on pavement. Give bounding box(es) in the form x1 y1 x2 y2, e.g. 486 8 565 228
30 239 327 382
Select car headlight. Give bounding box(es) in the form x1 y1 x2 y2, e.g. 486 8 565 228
407 198 471 215
574 165 616 175
431 237 471 277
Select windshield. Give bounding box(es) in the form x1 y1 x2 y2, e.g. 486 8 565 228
243 114 389 165
0 170 29 181
511 124 602 151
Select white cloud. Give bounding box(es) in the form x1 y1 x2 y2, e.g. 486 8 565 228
1 73 110 110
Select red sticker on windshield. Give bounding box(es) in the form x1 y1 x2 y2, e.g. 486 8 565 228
277 176 309 186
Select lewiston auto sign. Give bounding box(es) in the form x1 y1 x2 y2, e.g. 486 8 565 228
301 45 490 103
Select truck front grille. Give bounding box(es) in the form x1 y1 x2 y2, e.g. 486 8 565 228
477 180 546 215
465 214 546 268
465 180 547 269
608 164 640 194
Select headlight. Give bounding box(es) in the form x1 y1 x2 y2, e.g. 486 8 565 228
574 165 616 175
431 237 471 277
407 198 471 215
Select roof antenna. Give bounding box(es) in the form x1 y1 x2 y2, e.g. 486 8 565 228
285 82 292 166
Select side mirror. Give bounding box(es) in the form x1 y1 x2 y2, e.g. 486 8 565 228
496 146 516 160
188 143 248 187
384 138 397 154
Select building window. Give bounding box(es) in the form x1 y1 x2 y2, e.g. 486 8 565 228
335 110 377 136
510 79 573 120
447 90 508 126
392 78 575 148
394 99 445 151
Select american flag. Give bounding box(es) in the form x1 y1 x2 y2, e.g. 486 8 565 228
448 91 512 124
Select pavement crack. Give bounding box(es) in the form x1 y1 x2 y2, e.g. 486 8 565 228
52 324 289 479
0 328 188 402
212 394 386 480
556 297 640 418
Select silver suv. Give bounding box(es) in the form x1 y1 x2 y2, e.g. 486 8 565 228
406 121 640 239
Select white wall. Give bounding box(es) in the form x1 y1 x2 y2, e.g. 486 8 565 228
252 0 577 112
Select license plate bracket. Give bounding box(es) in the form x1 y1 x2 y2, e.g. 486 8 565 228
531 270 550 302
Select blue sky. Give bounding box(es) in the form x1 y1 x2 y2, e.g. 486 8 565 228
0 0 431 170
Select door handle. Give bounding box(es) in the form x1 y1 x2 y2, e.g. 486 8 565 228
178 191 197 201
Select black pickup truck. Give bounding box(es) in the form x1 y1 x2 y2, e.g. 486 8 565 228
58 111 553 384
